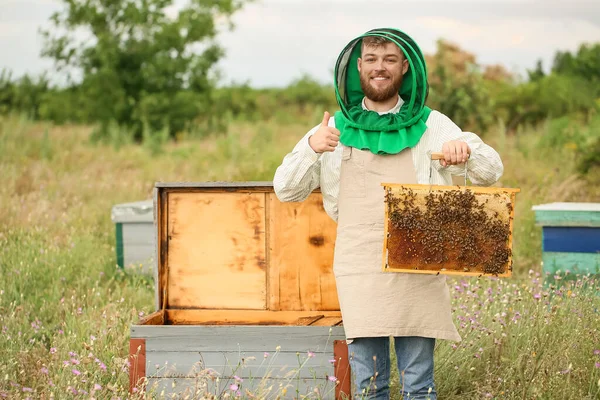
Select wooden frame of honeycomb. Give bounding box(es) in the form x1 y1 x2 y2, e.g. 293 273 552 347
382 183 520 277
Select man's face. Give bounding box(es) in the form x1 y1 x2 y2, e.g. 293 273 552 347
358 42 409 102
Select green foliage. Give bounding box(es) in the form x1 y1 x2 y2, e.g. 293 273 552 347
0 70 50 119
40 0 250 140
553 43 600 83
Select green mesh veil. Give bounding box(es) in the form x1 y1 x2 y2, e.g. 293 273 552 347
333 28 432 154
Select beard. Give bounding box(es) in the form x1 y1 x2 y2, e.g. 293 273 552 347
359 70 403 102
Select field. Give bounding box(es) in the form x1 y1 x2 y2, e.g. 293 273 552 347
1 111 599 399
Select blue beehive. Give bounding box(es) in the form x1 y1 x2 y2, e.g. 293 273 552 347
532 202 600 276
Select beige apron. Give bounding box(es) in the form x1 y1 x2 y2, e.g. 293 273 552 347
333 145 461 342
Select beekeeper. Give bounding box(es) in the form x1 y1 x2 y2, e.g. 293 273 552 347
274 28 504 400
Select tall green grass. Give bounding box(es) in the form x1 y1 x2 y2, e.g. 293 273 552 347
0 113 599 399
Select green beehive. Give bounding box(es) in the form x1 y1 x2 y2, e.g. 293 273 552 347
532 202 600 276
111 200 155 274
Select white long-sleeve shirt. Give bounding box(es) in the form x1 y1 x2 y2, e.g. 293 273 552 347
274 98 504 222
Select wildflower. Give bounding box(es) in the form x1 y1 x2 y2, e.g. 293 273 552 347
69 351 77 357
229 383 239 391
533 293 541 300
72 369 81 376
595 362 600 369
71 358 80 365
234 376 243 383
40 367 48 374
90 335 96 341
328 375 337 382
329 359 336 364
594 350 600 356
263 352 269 358
22 388 33 393
307 351 315 358
275 345 281 351
94 384 102 391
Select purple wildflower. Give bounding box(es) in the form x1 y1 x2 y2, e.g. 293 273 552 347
328 375 337 382
594 349 600 355
40 367 48 374
229 383 239 391
72 369 81 376
307 351 315 358
94 384 102 391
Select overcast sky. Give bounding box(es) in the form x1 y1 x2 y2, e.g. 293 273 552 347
1 0 599 87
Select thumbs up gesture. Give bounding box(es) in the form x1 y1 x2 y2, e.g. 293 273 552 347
309 112 341 153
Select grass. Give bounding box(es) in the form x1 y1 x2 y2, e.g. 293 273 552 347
0 111 599 399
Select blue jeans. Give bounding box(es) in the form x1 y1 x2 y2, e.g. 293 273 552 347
348 336 436 400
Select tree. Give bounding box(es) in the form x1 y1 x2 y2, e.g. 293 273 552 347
553 43 600 83
41 0 250 139
527 60 545 82
425 40 499 133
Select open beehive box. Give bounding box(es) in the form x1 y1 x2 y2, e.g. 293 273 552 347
382 183 520 277
129 183 351 399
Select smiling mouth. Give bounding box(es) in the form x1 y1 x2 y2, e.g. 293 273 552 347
371 76 390 81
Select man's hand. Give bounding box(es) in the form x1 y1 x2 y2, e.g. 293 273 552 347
309 112 340 153
440 140 471 167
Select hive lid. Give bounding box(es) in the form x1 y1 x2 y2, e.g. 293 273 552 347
154 182 339 313
532 202 600 212
111 200 153 223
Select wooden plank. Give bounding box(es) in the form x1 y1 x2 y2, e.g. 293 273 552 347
145 350 336 379
542 252 600 275
333 340 352 400
166 192 267 310
268 193 340 311
132 326 345 353
508 191 516 275
542 227 600 253
146 376 339 399
309 317 343 327
135 310 165 326
382 182 521 194
156 181 275 189
382 186 391 272
534 210 600 227
164 309 342 326
296 315 325 326
129 338 146 393
153 188 160 310
159 189 169 311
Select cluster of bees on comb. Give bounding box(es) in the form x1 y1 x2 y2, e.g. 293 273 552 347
385 186 512 275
